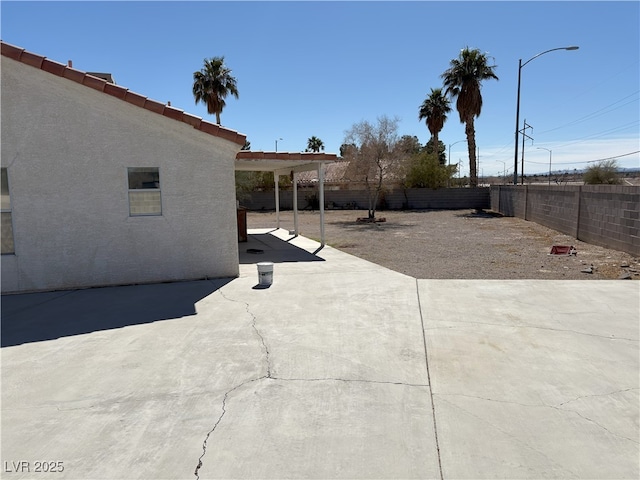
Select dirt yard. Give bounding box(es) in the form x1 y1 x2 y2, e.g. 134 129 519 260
247 209 640 280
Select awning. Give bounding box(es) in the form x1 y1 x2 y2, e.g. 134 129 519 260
235 151 338 246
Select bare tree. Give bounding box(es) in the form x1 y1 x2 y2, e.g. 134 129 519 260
342 116 402 220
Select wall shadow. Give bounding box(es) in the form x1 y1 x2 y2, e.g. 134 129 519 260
239 233 325 265
1 278 231 347
454 209 504 219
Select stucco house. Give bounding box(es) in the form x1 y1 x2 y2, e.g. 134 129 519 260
1 41 247 293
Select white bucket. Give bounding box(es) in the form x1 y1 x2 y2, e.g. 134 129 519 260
257 262 274 286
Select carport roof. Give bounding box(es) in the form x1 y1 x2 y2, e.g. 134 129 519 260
235 151 338 173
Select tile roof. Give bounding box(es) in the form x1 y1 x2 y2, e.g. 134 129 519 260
296 160 349 184
1 41 247 146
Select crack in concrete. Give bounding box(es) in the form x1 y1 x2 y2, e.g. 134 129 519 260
270 376 429 388
436 391 640 445
217 289 272 378
556 387 639 407
194 376 266 480
436 395 579 477
195 286 433 478
195 287 274 479
193 374 431 478
424 320 638 342
553 388 640 445
551 405 640 445
436 392 544 408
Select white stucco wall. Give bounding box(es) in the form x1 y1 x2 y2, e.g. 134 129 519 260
1 57 241 293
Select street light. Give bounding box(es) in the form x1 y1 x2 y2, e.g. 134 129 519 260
448 140 465 188
537 147 552 185
448 140 466 168
498 161 506 184
275 138 283 152
513 46 578 185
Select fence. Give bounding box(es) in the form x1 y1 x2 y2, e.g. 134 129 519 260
491 185 640 256
240 187 490 212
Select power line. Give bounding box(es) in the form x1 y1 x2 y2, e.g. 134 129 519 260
538 91 639 135
540 150 640 166
551 120 640 149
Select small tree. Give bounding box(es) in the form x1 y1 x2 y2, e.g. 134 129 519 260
405 152 457 189
583 159 621 184
342 116 402 220
423 138 447 165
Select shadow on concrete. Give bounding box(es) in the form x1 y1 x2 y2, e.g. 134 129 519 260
239 233 325 265
1 279 231 347
455 209 504 219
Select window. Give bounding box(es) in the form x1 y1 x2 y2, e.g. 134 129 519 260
128 167 162 216
1 168 15 254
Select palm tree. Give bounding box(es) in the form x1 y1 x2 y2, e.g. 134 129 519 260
193 57 239 125
418 88 451 165
441 47 498 187
306 136 325 152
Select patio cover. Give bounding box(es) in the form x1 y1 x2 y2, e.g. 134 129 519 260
235 151 338 246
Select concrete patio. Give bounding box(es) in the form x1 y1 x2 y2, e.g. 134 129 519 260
2 229 638 479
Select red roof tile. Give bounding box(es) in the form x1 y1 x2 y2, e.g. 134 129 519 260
82 74 107 92
1 41 246 146
103 82 128 100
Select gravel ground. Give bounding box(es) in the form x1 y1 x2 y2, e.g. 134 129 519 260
247 209 640 280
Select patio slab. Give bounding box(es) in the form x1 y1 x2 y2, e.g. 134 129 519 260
1 230 638 479
418 279 639 479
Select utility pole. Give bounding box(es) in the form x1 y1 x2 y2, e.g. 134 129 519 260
519 120 533 185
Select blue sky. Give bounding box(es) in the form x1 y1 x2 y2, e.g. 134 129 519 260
2 1 639 176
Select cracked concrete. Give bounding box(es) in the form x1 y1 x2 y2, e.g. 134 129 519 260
1 231 638 479
419 279 639 479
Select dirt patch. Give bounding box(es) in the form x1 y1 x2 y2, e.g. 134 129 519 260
247 209 640 280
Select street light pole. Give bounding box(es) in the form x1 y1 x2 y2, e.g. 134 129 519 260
513 46 578 185
275 138 283 152
448 140 466 168
537 147 552 185
448 140 465 188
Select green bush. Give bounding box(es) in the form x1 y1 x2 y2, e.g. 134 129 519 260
583 159 621 185
405 152 457 188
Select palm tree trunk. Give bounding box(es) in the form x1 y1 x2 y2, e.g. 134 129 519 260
465 119 477 187
216 111 221 125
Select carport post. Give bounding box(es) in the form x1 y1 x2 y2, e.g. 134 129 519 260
274 173 280 229
293 171 299 235
318 163 325 246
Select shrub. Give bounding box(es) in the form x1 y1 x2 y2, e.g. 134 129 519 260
583 159 621 185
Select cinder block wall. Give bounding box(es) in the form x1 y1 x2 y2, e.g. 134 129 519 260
526 186 580 235
491 185 640 256
578 186 639 255
241 187 490 211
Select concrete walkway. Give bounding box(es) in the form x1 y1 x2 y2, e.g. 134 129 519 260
2 229 638 479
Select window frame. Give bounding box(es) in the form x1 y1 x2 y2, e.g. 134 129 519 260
1 167 15 255
127 167 162 217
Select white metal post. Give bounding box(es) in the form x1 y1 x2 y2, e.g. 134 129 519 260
318 163 325 246
274 173 280 229
292 171 298 235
